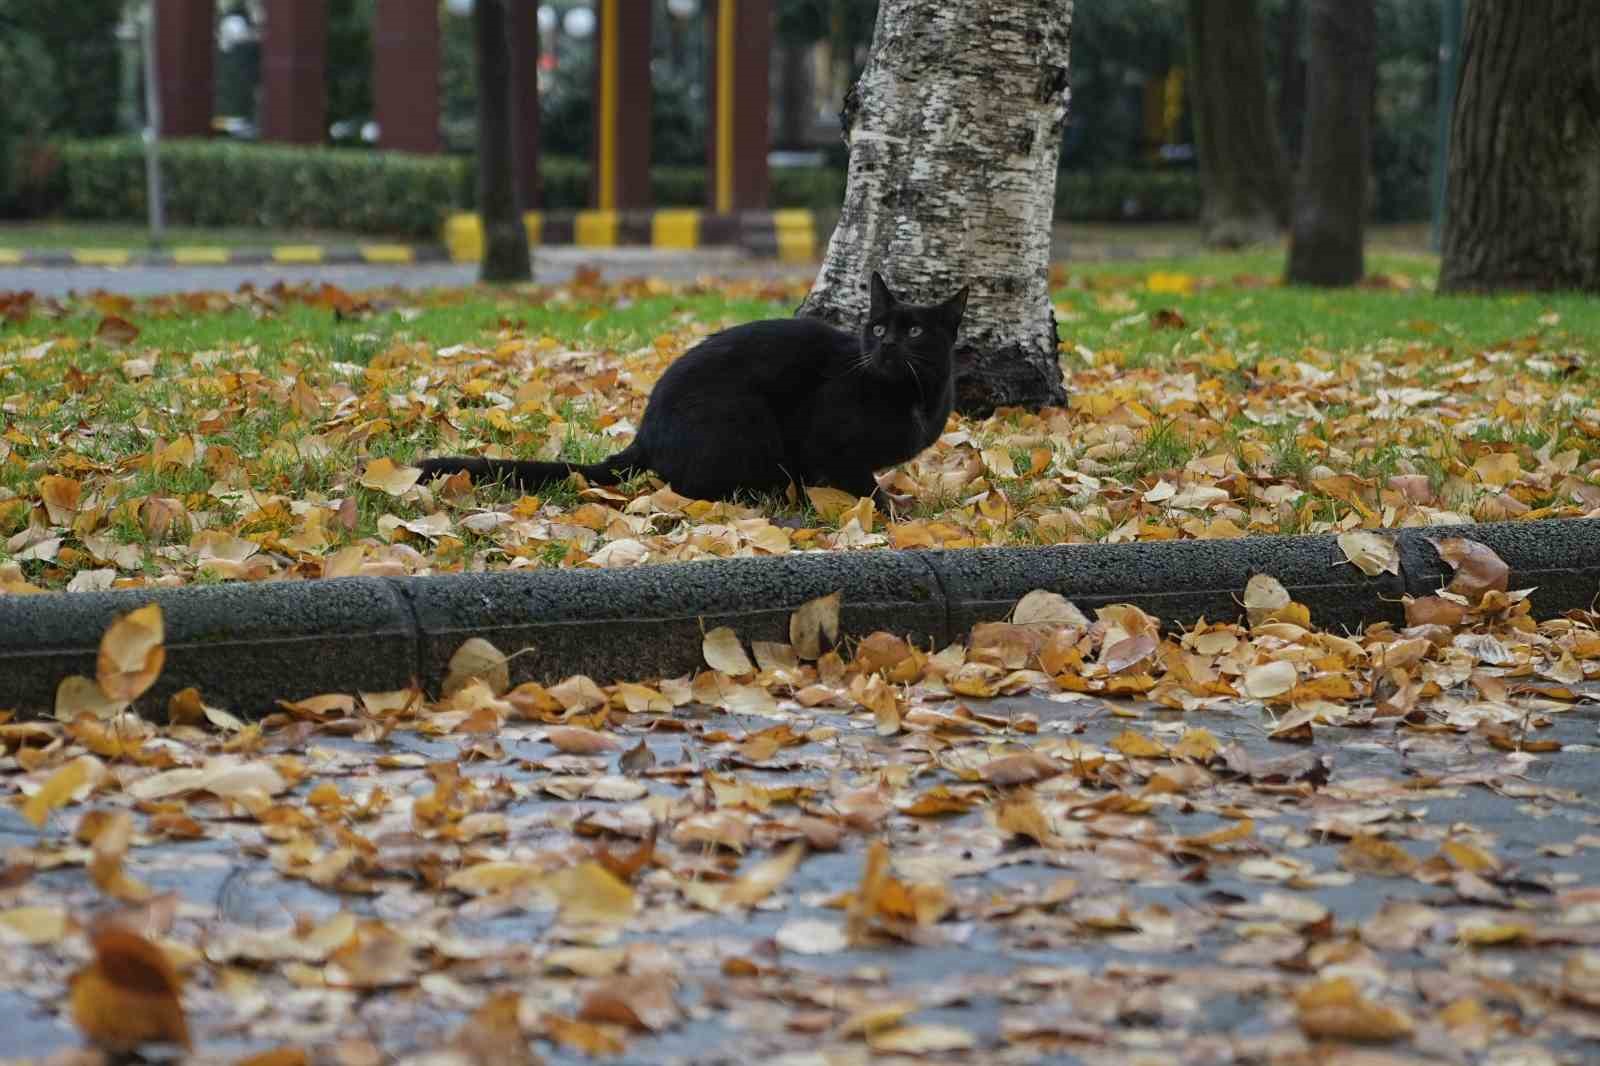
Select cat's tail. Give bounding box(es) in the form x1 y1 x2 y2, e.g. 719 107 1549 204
416 442 647 493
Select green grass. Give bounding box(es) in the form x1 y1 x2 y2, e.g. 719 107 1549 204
1057 249 1600 368
1059 221 1431 253
1 291 792 367
4 244 1600 587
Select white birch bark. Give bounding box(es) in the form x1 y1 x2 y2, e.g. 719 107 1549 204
797 0 1073 416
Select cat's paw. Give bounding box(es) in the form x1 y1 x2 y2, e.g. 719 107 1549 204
871 488 917 518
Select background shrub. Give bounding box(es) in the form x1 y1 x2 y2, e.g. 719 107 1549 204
52 139 1205 238
57 139 469 239
0 31 61 216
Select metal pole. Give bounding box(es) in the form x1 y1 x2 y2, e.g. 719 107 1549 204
141 0 166 246
1430 0 1463 251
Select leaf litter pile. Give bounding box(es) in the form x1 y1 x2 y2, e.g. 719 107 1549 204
2 269 1600 591
7 529 1600 1062
5 270 1600 1061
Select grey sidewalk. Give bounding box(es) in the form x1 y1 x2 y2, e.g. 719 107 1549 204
0 226 1224 299
2 689 1595 1062
0 246 815 298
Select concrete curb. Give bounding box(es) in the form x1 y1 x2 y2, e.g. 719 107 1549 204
441 209 819 264
0 578 415 717
398 551 943 695
4 518 1600 718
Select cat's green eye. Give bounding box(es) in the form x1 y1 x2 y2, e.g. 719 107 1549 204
909 326 923 338
872 324 886 336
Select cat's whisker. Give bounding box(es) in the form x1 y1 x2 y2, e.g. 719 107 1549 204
840 352 875 379
905 357 926 406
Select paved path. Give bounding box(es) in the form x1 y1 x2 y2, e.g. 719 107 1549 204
2 691 1595 1063
0 233 1229 300
0 247 815 298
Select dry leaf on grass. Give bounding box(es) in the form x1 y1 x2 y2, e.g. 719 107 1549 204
804 486 858 521
359 457 424 496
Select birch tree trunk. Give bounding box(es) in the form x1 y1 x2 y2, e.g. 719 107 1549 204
1186 0 1289 248
474 0 531 284
1439 1 1600 294
1285 0 1376 287
796 0 1072 418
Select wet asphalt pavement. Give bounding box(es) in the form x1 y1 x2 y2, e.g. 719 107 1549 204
2 692 1597 1064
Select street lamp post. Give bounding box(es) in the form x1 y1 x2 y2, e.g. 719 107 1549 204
141 0 166 246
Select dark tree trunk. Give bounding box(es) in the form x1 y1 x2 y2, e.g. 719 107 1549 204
1186 0 1290 248
1285 0 1376 287
474 0 530 283
507 0 542 211
797 0 1072 418
1439 1 1600 294
1275 0 1305 161
776 42 811 149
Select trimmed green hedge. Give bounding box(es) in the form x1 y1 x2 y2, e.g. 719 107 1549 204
465 156 846 212
55 139 847 235
58 139 469 239
52 139 1200 238
1056 169 1201 223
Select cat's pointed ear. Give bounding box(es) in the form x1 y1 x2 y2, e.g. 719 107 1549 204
869 270 894 318
940 285 970 331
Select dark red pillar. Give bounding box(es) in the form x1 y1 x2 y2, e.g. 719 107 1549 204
508 0 542 209
590 0 652 209
706 0 771 211
260 0 327 144
373 0 441 153
156 0 215 139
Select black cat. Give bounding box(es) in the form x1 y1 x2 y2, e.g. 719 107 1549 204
416 271 967 510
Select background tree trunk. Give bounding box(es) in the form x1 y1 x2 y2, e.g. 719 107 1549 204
797 0 1072 418
1274 0 1305 162
1186 0 1289 248
1439 1 1600 294
1285 0 1376 286
474 0 530 284
775 42 812 149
